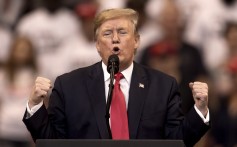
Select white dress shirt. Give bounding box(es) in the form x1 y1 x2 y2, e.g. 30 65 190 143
102 62 133 109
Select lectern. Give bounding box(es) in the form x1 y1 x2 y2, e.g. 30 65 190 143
36 139 185 147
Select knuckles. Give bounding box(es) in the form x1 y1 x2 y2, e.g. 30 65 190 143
32 77 51 99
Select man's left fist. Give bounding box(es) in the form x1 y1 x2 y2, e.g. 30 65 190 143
189 82 208 116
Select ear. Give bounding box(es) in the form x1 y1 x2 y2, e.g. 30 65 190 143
96 40 101 53
134 34 140 49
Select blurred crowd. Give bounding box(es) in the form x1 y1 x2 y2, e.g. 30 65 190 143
0 0 237 147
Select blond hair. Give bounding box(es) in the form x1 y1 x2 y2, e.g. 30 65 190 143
94 8 139 40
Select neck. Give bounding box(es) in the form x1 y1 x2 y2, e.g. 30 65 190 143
119 61 133 72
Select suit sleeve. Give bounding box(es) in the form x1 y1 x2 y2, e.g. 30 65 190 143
23 76 67 141
165 78 210 147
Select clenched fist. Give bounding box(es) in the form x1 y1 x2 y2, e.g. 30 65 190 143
29 77 52 109
189 82 208 117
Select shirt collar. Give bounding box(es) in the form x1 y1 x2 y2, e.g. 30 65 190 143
102 61 133 84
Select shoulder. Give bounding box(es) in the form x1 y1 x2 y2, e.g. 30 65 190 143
55 62 101 83
135 63 175 81
133 64 179 98
133 63 179 93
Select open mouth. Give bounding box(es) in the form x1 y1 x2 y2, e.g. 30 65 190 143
112 47 120 54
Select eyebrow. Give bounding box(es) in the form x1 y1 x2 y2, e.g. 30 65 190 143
102 27 127 32
117 27 127 31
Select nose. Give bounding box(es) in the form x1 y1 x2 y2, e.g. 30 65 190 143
112 32 120 44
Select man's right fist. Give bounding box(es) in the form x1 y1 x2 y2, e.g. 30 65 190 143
29 77 52 109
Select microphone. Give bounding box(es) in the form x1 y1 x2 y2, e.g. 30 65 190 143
107 54 119 74
105 54 119 139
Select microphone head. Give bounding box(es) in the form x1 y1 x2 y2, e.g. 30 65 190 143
107 54 119 74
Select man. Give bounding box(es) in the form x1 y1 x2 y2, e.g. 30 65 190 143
23 8 210 147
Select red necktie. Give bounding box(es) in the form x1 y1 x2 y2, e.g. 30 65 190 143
111 72 129 139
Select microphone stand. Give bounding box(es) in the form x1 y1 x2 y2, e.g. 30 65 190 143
105 62 116 139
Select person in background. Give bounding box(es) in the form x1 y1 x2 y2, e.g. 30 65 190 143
139 0 208 114
16 0 80 81
126 0 162 60
212 22 237 98
0 36 37 147
183 0 237 71
206 22 237 147
208 57 237 147
66 0 101 70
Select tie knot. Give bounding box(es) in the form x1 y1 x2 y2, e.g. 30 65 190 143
115 72 124 81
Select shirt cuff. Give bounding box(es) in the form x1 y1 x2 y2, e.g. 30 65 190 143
194 105 210 125
26 100 43 118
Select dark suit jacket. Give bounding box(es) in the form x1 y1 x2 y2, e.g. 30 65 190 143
23 62 209 147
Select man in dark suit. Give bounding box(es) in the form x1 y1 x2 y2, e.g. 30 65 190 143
23 8 210 147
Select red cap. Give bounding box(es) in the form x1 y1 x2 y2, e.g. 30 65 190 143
75 3 97 20
149 41 178 57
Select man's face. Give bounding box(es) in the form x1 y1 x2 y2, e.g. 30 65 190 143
96 17 140 71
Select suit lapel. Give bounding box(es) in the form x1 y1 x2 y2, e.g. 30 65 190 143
128 63 149 139
86 62 110 139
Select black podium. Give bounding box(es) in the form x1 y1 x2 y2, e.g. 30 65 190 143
36 139 185 147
